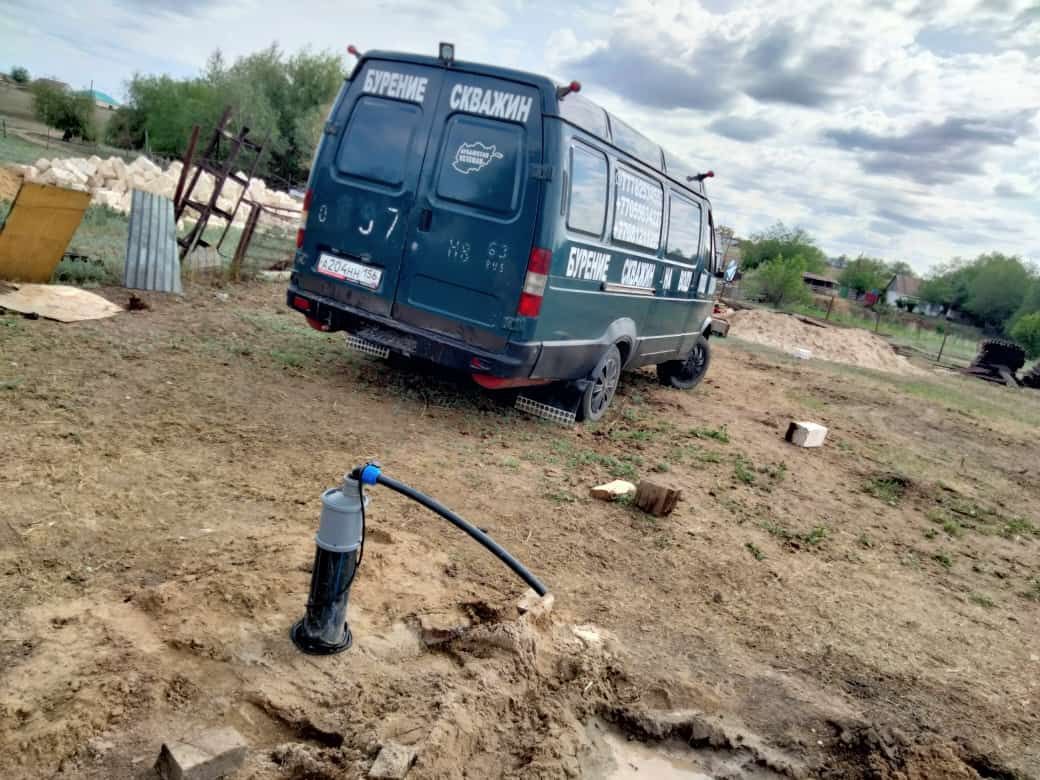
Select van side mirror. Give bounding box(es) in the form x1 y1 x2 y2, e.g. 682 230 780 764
717 261 738 283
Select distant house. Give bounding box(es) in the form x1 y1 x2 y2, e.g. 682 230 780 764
88 89 120 109
884 274 943 316
803 270 840 295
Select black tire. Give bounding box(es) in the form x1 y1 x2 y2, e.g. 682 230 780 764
656 335 711 390
577 344 622 422
976 338 1026 372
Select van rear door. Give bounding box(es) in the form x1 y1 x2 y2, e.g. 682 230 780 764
304 61 444 316
391 73 543 351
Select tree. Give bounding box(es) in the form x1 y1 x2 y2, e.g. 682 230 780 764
1010 313 1040 359
962 252 1030 329
886 260 914 277
746 253 810 307
739 222 826 273
30 81 96 141
10 65 29 84
839 255 890 295
115 44 344 184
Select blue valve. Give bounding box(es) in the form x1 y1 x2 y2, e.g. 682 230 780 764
360 463 382 485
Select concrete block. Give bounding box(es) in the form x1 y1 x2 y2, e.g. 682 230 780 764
785 421 828 448
369 742 417 779
154 726 248 780
791 347 813 360
590 480 636 501
34 157 51 172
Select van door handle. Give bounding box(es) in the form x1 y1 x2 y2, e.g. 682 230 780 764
417 208 432 232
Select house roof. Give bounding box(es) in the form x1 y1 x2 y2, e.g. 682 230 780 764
89 89 119 106
803 271 839 284
888 274 921 297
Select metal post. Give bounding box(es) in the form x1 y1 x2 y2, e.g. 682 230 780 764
229 202 261 281
172 125 200 216
937 331 949 363
826 294 835 321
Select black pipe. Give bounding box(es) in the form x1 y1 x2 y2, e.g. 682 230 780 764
374 473 548 597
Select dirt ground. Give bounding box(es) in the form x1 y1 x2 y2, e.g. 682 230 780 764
1 282 1038 779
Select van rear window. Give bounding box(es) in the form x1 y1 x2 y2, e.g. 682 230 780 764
336 96 421 187
436 115 523 215
612 167 663 250
666 194 702 262
567 144 607 236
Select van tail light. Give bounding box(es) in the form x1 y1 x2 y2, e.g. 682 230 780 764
296 189 314 249
517 247 551 318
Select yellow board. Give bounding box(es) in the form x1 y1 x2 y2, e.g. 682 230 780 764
0 183 92 283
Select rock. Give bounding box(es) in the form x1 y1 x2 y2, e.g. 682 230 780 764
785 421 828 448
154 726 248 780
633 480 682 516
791 347 813 360
368 742 416 779
590 480 636 501
97 158 116 178
34 157 51 172
516 589 554 619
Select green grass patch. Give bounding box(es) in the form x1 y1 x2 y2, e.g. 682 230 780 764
1001 517 1038 539
733 455 756 485
0 132 51 165
858 533 874 549
689 425 730 443
933 550 953 569
745 542 765 561
545 489 577 504
1023 578 1040 602
968 592 995 608
865 474 910 505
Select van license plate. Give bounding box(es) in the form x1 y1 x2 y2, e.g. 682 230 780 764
317 254 382 289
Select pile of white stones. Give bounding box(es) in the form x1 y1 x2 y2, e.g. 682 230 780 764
13 155 301 225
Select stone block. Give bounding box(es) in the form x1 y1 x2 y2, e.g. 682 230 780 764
154 726 248 780
369 742 417 779
785 421 828 448
590 480 636 501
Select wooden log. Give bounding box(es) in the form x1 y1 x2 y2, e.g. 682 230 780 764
634 480 682 517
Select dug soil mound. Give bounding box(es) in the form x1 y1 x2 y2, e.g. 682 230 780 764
730 308 925 376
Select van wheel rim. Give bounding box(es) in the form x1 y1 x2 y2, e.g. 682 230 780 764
682 343 707 379
591 355 620 415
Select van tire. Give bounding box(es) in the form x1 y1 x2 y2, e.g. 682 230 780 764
577 344 622 422
657 335 711 390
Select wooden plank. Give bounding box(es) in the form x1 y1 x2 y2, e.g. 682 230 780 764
0 184 91 283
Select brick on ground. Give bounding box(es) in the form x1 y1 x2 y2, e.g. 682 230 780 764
154 726 248 780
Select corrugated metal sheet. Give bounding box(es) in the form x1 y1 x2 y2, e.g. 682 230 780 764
0 183 91 283
124 190 181 293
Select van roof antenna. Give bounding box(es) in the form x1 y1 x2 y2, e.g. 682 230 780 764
688 171 715 182
556 81 581 100
347 45 362 60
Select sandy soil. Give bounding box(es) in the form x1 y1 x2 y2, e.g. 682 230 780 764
1 283 1038 779
729 308 926 376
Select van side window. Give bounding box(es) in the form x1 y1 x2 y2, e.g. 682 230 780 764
336 96 421 187
612 167 663 251
666 194 702 262
567 144 608 236
436 115 524 215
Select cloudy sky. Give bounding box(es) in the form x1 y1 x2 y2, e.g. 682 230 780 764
2 0 1038 272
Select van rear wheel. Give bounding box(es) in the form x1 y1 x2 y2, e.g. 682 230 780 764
578 344 622 422
657 335 711 390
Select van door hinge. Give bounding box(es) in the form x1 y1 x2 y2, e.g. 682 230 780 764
531 164 553 181
324 122 341 136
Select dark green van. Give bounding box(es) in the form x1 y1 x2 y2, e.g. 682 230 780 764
287 47 722 421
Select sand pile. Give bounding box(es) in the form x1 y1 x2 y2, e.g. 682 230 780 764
729 308 924 376
7 155 301 226
0 165 23 201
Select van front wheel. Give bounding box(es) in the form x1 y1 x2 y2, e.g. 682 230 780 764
578 345 622 422
657 336 711 390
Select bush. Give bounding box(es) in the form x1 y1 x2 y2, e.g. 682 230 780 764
30 81 96 142
746 253 810 307
1010 313 1040 359
10 66 29 84
51 258 111 287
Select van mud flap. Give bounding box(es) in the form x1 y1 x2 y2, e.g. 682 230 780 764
515 380 590 426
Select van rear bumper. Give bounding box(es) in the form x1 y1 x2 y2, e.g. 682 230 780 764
287 284 541 378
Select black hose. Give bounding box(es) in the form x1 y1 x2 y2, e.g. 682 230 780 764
375 473 548 597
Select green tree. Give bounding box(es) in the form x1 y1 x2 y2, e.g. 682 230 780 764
1011 278 1040 325
10 65 30 84
839 255 891 295
104 105 145 149
962 252 1030 329
747 253 810 307
1010 313 1040 359
886 260 914 277
30 81 96 141
740 222 826 273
